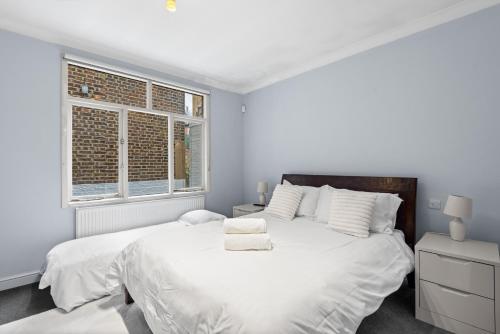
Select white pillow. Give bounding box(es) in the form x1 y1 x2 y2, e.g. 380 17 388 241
265 184 303 220
178 210 226 226
315 185 335 223
283 180 320 217
335 189 402 233
370 193 403 233
315 186 402 233
328 190 377 238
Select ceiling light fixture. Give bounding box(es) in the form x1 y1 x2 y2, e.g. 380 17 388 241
166 0 176 12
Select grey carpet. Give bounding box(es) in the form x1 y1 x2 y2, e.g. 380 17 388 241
0 283 55 326
357 281 449 333
0 281 449 333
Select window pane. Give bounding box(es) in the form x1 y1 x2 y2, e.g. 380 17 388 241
152 84 204 118
72 106 119 197
174 120 203 191
68 64 147 108
128 111 168 196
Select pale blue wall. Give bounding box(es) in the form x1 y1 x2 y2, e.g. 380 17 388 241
243 6 500 245
0 30 244 280
2 5 500 284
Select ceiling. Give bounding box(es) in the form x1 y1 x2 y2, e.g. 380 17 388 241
0 0 498 93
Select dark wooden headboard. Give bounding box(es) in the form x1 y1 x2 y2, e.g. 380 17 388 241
281 174 418 250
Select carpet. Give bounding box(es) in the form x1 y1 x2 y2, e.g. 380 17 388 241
0 281 449 333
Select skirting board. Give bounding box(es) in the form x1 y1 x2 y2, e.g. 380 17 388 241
0 271 41 291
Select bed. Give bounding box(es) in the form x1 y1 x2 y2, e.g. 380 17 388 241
39 221 189 311
109 174 417 334
39 208 227 312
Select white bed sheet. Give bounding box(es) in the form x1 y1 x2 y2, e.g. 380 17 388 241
39 221 186 312
107 212 414 334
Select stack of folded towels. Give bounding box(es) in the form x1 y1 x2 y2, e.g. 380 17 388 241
223 218 272 251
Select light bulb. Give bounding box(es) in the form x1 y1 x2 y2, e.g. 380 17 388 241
166 0 176 12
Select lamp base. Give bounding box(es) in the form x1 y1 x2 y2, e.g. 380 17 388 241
449 218 466 241
258 193 266 206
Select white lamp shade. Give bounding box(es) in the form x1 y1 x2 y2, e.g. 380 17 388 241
257 181 268 193
443 195 472 219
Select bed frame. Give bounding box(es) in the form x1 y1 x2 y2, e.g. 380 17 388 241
125 174 417 305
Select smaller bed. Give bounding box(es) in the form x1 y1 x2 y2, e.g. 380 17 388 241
39 222 182 311
39 209 226 312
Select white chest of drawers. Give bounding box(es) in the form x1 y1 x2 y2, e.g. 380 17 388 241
415 233 500 334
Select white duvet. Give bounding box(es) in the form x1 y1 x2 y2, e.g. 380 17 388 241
107 213 414 334
40 221 186 311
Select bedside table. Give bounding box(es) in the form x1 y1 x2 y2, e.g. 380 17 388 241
233 204 265 218
415 232 500 334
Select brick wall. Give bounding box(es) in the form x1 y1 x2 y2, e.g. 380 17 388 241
128 112 168 181
69 67 197 187
152 84 185 114
72 106 119 185
68 64 147 108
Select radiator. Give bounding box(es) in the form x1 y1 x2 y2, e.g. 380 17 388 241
76 196 205 238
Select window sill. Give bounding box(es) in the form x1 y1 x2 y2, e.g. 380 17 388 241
65 191 207 208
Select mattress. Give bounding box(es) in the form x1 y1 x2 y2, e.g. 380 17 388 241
107 212 414 334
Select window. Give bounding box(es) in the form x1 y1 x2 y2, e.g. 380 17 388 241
174 120 203 191
127 111 169 197
71 106 120 198
62 57 209 206
68 64 147 108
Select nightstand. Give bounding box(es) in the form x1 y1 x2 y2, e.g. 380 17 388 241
415 232 500 334
232 204 265 218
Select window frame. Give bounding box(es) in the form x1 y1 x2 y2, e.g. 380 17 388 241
61 56 210 208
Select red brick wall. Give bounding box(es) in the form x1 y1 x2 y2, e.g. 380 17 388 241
72 106 119 185
128 112 168 181
68 64 147 108
152 84 185 114
69 66 193 186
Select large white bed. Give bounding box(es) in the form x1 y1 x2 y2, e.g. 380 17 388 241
107 212 414 334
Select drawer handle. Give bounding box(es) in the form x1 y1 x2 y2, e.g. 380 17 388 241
435 254 470 265
440 285 470 298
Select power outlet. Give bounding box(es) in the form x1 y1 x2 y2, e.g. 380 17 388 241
428 198 441 210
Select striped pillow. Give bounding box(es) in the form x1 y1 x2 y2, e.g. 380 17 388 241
265 184 303 220
328 190 376 237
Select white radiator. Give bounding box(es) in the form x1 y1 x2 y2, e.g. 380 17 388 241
76 196 205 238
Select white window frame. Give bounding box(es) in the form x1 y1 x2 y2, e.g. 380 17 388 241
61 55 210 208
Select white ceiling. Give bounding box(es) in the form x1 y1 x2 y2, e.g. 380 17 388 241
0 0 498 93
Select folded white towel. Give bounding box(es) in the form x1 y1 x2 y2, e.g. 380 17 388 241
223 218 267 234
224 233 272 251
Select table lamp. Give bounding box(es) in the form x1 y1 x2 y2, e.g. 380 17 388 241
443 195 472 241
